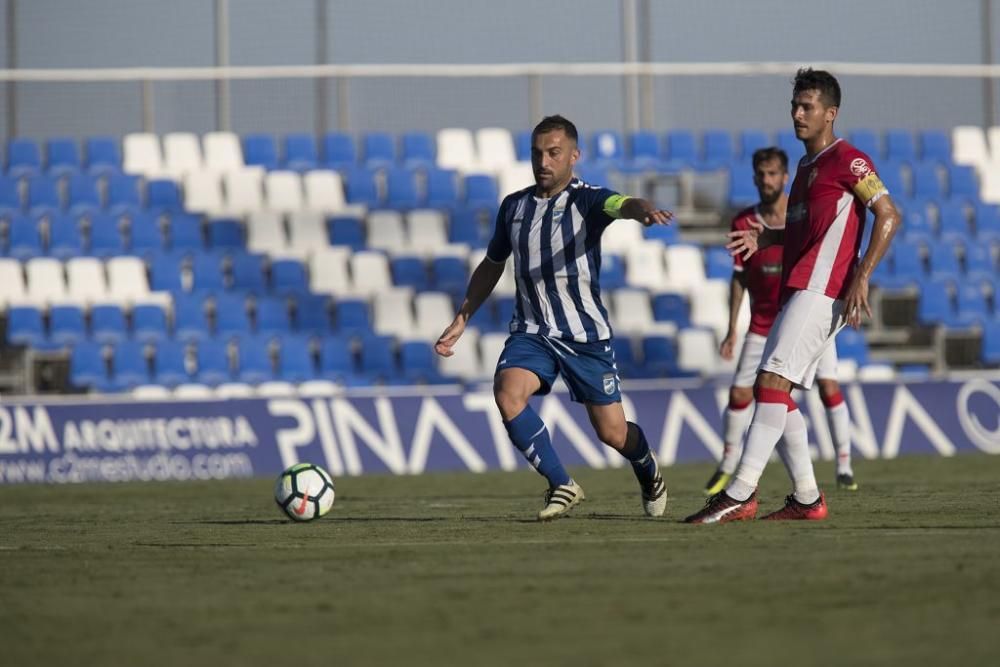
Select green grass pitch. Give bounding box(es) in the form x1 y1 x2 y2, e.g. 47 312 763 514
2 454 998 666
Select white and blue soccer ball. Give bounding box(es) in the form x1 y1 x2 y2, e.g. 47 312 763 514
274 463 336 522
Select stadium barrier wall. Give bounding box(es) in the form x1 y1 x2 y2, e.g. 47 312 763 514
0 379 997 485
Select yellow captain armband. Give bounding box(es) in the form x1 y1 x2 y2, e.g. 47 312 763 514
853 173 888 206
602 194 631 219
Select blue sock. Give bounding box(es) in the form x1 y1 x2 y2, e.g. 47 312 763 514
622 422 657 484
504 406 571 488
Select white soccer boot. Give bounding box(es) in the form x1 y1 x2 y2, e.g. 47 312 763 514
537 480 585 521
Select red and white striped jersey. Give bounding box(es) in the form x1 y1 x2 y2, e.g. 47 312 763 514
782 139 888 301
732 206 783 336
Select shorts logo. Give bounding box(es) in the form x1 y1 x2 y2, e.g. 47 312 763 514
850 158 871 177
602 373 617 396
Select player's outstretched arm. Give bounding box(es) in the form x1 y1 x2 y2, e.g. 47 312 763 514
619 197 674 227
842 195 901 329
435 257 505 357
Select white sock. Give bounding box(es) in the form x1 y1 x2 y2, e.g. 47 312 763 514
720 403 752 475
777 409 820 505
826 401 853 475
726 401 787 501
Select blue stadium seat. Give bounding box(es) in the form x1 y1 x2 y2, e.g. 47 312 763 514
948 165 979 202
426 169 460 209
85 136 121 175
626 131 665 172
835 328 869 366
128 212 163 254
982 321 1000 365
293 294 333 335
0 176 21 216
7 139 42 178
278 336 317 382
147 179 183 212
399 340 444 383
590 131 625 169
110 340 150 390
642 222 678 245
91 304 128 344
214 293 251 339
954 283 990 327
27 176 61 215
890 239 926 287
447 208 485 247
701 130 734 170
335 299 372 338
132 303 169 343
727 160 757 207
641 335 679 377
149 253 185 292
67 174 101 215
168 213 204 251
391 255 429 291
464 174 498 209
705 246 734 280
343 167 381 207
974 204 1000 241
173 295 210 341
363 132 397 168
432 256 468 294
917 280 953 324
243 134 278 170
575 164 610 187
385 168 421 209
885 129 916 163
359 334 399 382
237 336 274 384
901 211 933 243
401 132 435 168
6 306 47 348
322 132 357 169
196 339 232 386
70 341 109 391
515 131 532 162
776 129 805 166
230 252 267 292
270 258 309 295
610 337 638 378
87 213 127 257
7 215 43 260
739 130 771 160
465 299 496 332
49 305 86 346
652 293 690 328
106 174 142 214
255 297 291 337
153 340 190 387
191 253 225 293
919 130 950 164
46 138 81 176
494 296 516 331
848 130 881 159
937 203 970 242
319 336 357 381
48 213 83 259
878 160 908 201
911 161 943 201
328 215 366 249
283 133 318 172
598 254 626 290
928 243 961 280
664 130 697 170
207 218 244 250
961 240 995 279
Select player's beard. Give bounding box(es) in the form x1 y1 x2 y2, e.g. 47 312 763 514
759 187 782 205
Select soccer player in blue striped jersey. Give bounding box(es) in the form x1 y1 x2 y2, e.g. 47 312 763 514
435 115 674 520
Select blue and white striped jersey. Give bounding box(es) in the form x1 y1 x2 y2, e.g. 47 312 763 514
486 178 623 342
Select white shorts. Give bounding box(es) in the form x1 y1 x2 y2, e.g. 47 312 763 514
758 290 844 389
732 330 839 388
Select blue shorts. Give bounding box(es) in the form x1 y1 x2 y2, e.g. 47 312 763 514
494 333 621 405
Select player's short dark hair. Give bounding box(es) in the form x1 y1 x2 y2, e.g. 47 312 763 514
752 147 789 172
532 115 579 144
793 67 841 108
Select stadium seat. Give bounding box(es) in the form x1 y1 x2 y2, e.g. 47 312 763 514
401 132 435 168
446 207 486 248
106 174 142 214
689 279 731 340
705 246 734 280
303 170 351 214
203 132 245 173
835 327 870 366
363 132 397 168
245 211 287 255
49 304 86 346
196 339 233 386
878 160 907 200
701 130 734 170
173 295 211 341
407 209 450 255
278 336 317 382
214 293 251 339
65 174 100 216
911 161 944 201
974 203 1000 240
641 335 680 377
147 179 183 212
413 291 453 340
190 253 226 293
309 247 352 296
918 280 953 324
243 134 279 170
901 211 933 243
222 169 265 215
961 240 995 278
148 253 184 293
437 128 478 173
350 250 393 296
947 165 979 202
359 335 399 383
85 136 122 175
664 130 697 170
0 175 21 216
598 254 626 290
652 292 691 328
366 209 407 254
27 176 61 215
373 287 416 338
319 336 357 381
476 128 517 174
24 257 68 306
49 219 83 260
322 132 357 169
6 138 42 178
399 340 444 383
890 239 926 286
284 211 325 253
153 340 190 387
265 170 305 213
162 132 204 177
271 258 309 295
431 255 468 295
982 321 1000 365
624 131 665 173
954 283 990 326
183 171 225 215
587 130 623 170
625 241 666 290
937 203 970 242
391 255 430 291
283 133 318 172
70 341 109 391
776 129 805 166
727 161 757 207
205 218 243 250
885 129 916 163
123 133 164 178
293 293 333 335
676 327 719 375
90 304 128 344
255 297 291 337
107 256 157 306
132 303 169 343
664 244 707 294
498 162 534 194
739 130 771 160
385 167 421 209
464 174 498 208
612 289 656 336
437 327 482 380
168 213 205 251
237 337 275 384
343 167 381 207
65 256 109 305
919 130 951 163
110 340 151 391
0 258 27 309
952 126 990 168
5 305 47 348
929 242 962 279
328 215 365 250
6 214 43 260
848 129 881 159
228 252 265 292
426 169 460 209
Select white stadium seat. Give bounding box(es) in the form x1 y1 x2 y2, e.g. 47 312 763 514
603 218 644 255
107 256 164 307
437 128 479 173
265 170 305 213
172 383 215 399
467 250 516 296
246 211 288 255
366 209 407 254
476 128 517 174
297 379 342 397
65 257 109 306
989 126 1000 161
123 132 164 179
24 258 67 307
689 279 732 340
676 327 719 376
287 211 328 253
202 132 245 173
223 169 265 215
349 251 393 296
413 291 454 341
183 171 225 215
214 382 256 399
438 328 482 380
309 247 352 296
625 241 667 290
478 332 509 378
372 287 416 338
131 385 173 400
857 363 896 382
406 209 449 255
980 162 1000 204
498 162 535 198
611 288 655 336
255 381 297 397
162 132 204 178
303 170 354 215
952 126 991 168
0 259 27 310
664 244 707 294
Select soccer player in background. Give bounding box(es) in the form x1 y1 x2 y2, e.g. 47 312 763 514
687 68 899 523
704 147 859 496
435 115 673 521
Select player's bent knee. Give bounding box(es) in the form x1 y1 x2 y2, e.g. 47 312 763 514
595 421 627 450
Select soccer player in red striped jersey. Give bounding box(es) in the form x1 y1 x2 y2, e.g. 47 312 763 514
687 68 900 523
703 148 861 496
